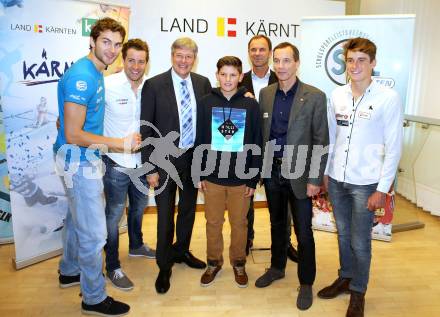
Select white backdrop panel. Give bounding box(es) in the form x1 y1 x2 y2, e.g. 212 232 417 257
129 0 344 203
129 0 344 85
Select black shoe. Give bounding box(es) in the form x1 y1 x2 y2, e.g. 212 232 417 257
297 284 313 310
346 291 365 317
174 251 206 269
317 277 351 299
155 269 172 294
255 267 285 288
81 296 129 316
245 239 253 256
287 243 298 263
59 272 80 288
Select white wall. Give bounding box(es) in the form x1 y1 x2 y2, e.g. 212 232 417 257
360 0 440 216
127 0 344 84
360 0 440 120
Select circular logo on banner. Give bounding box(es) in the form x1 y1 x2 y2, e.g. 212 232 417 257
324 39 348 86
314 30 372 86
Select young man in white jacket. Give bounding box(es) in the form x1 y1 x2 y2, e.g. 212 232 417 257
318 37 403 317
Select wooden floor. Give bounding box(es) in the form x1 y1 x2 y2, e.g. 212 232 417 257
1 195 440 317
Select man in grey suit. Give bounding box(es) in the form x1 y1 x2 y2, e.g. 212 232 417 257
140 37 211 294
240 35 298 262
254 42 328 311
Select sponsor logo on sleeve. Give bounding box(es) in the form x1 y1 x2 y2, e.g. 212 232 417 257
69 94 81 101
76 80 87 91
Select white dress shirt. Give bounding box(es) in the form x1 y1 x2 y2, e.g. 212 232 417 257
104 71 146 168
171 68 197 149
325 80 403 193
251 68 271 102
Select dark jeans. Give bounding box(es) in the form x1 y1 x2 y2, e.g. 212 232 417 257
247 197 293 243
328 177 376 293
155 151 198 270
264 162 316 285
103 156 148 272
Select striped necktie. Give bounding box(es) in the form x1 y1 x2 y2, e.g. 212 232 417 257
180 80 193 147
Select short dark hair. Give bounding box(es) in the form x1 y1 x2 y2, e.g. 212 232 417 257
248 35 272 51
90 17 126 43
273 42 300 62
343 37 376 61
122 38 149 62
216 56 242 74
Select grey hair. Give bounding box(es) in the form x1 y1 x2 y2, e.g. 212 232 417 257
171 37 198 56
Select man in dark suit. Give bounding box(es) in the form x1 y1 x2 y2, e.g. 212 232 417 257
254 42 328 311
140 37 211 294
240 35 297 263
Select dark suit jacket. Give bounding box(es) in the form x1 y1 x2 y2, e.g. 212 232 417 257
259 79 329 199
239 69 278 96
140 68 211 171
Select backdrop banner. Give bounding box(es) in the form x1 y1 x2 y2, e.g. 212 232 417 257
300 15 415 241
129 0 344 204
0 104 12 244
0 0 129 268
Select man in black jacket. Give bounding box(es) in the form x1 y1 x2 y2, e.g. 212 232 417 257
240 35 297 262
140 37 211 294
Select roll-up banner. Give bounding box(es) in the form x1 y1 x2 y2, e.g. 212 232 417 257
0 104 12 244
0 0 130 268
300 15 415 241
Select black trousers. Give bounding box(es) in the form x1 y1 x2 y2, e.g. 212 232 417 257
264 162 316 285
154 152 198 270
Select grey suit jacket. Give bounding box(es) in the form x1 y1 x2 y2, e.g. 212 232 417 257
259 79 329 199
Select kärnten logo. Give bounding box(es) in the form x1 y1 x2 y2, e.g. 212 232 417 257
217 17 237 37
19 49 74 86
34 24 43 33
159 17 299 39
10 22 77 35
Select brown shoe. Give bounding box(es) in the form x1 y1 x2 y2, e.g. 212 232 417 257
317 277 351 299
346 291 365 317
233 265 248 288
200 265 222 287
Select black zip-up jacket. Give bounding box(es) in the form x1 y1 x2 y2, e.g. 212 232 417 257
195 87 262 188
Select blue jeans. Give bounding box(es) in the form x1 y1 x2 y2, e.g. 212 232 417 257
59 160 107 305
328 177 376 293
264 162 316 285
103 156 148 272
